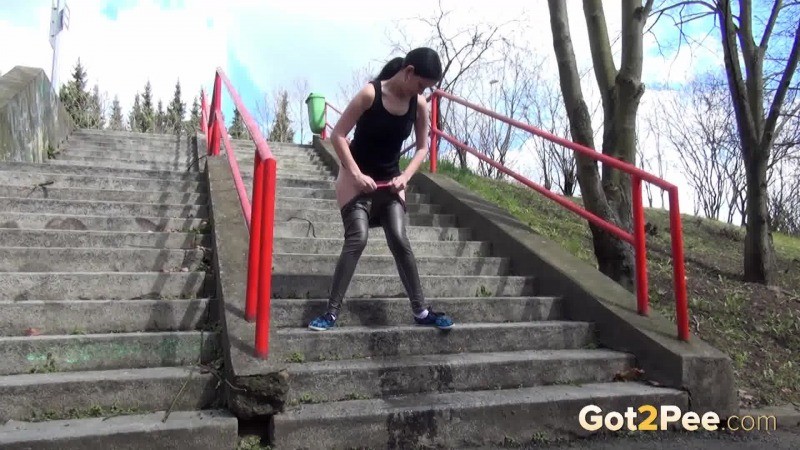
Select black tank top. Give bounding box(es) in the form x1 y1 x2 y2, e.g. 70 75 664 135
350 80 417 181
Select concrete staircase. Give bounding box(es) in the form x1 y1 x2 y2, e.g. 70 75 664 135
0 129 237 449
225 140 689 449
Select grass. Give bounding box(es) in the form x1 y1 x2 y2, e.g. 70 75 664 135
402 157 800 408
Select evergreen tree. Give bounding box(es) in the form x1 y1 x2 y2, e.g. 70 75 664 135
156 99 166 133
109 95 124 130
268 90 294 143
89 84 105 129
187 96 200 133
166 80 185 134
140 81 154 132
59 59 92 128
229 108 249 139
129 93 142 132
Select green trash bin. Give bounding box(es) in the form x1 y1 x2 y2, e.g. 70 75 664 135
305 93 326 134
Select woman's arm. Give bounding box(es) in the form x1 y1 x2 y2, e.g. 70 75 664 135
331 84 373 176
393 94 430 191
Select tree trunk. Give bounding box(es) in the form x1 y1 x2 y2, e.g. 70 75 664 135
548 0 639 291
743 148 776 282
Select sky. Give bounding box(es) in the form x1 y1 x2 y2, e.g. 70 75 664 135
0 0 731 219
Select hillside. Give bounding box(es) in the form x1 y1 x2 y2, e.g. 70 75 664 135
404 158 800 409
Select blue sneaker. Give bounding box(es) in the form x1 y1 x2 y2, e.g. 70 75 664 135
414 307 454 330
308 313 336 331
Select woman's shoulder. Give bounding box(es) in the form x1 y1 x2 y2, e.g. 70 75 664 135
353 82 378 110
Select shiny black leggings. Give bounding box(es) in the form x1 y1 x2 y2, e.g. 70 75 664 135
326 190 426 316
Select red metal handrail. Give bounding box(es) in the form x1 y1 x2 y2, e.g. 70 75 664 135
321 102 343 140
203 67 277 358
322 89 689 342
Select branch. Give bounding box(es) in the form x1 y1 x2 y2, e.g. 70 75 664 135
583 0 617 99
760 0 782 50
763 19 800 147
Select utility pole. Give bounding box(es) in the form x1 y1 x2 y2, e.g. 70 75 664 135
49 0 70 91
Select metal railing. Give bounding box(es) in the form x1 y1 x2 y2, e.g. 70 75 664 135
202 68 277 358
323 88 689 341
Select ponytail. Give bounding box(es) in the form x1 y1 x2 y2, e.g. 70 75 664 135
374 57 404 81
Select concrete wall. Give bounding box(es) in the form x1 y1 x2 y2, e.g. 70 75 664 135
0 66 73 163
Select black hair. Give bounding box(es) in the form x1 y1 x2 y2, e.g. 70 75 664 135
374 47 443 82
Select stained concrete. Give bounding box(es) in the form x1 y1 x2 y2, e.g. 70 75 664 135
0 66 73 163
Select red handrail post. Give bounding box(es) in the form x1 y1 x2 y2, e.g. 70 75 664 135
429 94 439 173
321 105 328 140
208 74 222 156
632 176 649 316
669 188 690 341
245 153 265 322
255 157 278 358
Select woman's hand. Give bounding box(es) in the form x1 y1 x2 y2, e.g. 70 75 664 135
354 172 377 193
389 174 409 193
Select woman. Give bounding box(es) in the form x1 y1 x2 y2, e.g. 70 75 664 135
308 47 454 331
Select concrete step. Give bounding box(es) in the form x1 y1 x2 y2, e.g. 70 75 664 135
0 248 206 272
276 197 440 214
0 172 205 192
0 298 211 335
273 237 491 257
48 157 200 172
274 222 470 241
271 296 562 327
272 383 687 448
284 349 634 403
274 208 455 227
58 149 197 163
0 410 238 450
0 331 218 375
270 322 591 362
0 212 206 233
0 229 209 249
271 273 535 299
0 367 217 423
276 186 429 203
0 185 207 205
0 197 207 219
273 253 508 276
274 177 335 190
1 161 203 181
235 152 326 166
0 272 209 301
61 141 190 154
71 129 185 141
65 135 188 147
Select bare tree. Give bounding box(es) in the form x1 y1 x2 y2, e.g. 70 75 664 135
388 0 518 170
661 71 740 220
529 78 578 196
638 109 668 208
654 0 800 284
289 78 310 144
547 0 656 290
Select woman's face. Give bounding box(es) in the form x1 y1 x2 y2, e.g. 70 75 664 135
403 67 438 96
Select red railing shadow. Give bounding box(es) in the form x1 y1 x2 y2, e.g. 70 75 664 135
323 89 689 341
201 68 276 358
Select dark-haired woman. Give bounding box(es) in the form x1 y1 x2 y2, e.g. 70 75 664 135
308 47 454 331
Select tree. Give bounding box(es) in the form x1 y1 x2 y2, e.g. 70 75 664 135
661 71 740 220
109 95 124 130
155 100 166 134
88 84 106 129
389 0 518 170
655 0 800 284
59 59 93 128
269 90 295 143
229 108 249 139
547 0 655 290
167 80 185 134
140 81 155 132
187 96 200 134
129 93 142 132
291 78 310 144
530 77 577 196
